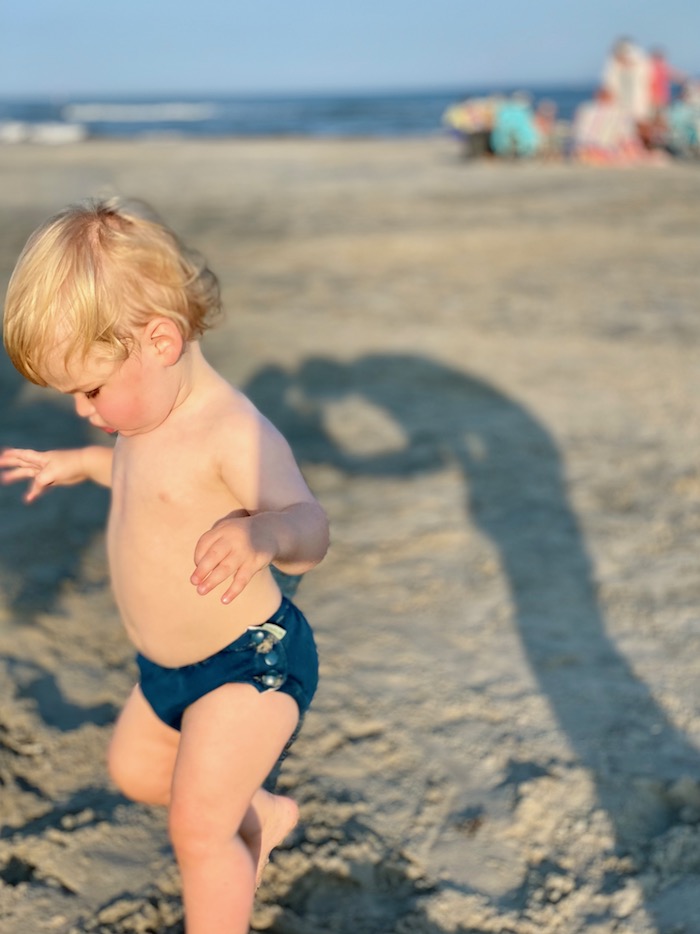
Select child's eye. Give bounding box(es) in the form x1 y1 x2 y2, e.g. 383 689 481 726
85 387 101 400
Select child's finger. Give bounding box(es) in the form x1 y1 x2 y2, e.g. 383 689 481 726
192 529 234 575
220 572 250 605
0 467 37 484
26 476 51 500
0 448 44 467
0 453 29 469
192 549 239 593
192 532 240 580
194 564 235 595
192 530 216 570
191 552 221 588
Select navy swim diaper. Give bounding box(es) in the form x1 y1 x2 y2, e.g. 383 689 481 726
136 596 319 731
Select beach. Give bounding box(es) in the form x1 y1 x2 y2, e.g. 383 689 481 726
0 138 699 933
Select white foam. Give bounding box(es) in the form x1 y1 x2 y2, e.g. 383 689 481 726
0 121 87 144
62 102 218 123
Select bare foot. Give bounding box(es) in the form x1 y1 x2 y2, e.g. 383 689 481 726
240 789 300 886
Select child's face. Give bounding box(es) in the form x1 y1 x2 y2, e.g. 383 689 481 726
43 333 180 437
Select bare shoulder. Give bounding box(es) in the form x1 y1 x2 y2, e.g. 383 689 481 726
206 380 283 449
205 379 312 511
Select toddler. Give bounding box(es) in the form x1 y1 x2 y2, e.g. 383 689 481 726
0 198 329 933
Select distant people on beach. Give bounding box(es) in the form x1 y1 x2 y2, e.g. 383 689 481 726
533 99 567 160
667 81 700 158
649 47 686 115
442 95 500 157
443 92 566 160
601 38 652 129
571 86 651 165
644 47 687 150
600 37 688 152
444 36 694 165
489 91 541 158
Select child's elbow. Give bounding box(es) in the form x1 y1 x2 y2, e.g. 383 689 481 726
277 501 329 574
309 503 331 567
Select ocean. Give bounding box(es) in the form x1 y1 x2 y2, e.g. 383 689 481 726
0 85 595 143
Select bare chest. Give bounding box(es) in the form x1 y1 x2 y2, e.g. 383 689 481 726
109 438 242 544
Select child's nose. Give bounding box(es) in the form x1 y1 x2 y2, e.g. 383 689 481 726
74 394 95 418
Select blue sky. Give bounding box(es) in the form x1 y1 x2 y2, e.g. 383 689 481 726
2 1 698 96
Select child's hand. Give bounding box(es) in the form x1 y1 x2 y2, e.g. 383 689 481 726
191 514 277 604
0 447 92 502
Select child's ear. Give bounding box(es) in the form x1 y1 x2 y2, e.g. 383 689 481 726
145 317 184 366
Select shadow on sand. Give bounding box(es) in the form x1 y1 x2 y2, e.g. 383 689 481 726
1 348 696 930
0 353 110 619
244 351 700 928
0 351 112 745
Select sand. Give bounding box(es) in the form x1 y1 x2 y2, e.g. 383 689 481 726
0 138 699 933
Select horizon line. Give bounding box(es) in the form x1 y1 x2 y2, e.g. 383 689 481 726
0 78 601 102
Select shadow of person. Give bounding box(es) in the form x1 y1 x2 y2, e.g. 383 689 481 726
0 352 110 618
244 352 700 910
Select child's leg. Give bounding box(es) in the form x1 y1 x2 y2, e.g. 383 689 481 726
108 685 180 805
108 684 299 885
169 683 299 934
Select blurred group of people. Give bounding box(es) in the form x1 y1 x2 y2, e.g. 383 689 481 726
573 38 698 165
443 37 698 165
442 91 568 160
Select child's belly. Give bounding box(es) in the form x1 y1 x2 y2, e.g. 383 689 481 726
107 512 283 667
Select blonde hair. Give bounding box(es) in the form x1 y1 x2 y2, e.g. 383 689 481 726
3 197 222 385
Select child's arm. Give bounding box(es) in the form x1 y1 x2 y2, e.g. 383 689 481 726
191 408 329 604
0 446 113 502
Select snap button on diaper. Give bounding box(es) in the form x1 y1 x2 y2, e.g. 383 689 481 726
247 623 287 691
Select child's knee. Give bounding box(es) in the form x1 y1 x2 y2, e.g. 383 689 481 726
107 742 169 805
169 803 220 861
168 795 245 864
